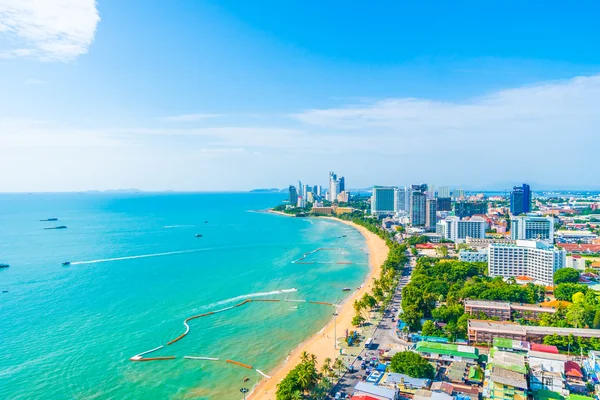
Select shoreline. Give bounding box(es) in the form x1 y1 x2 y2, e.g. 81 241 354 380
249 216 389 400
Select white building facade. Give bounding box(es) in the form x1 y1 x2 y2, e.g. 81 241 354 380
488 240 567 286
436 216 488 243
459 249 489 263
510 215 555 242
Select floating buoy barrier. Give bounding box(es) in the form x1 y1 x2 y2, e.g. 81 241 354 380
256 369 271 379
130 293 340 376
131 356 176 362
184 356 219 361
227 359 253 369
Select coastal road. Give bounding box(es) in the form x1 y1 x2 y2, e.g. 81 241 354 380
329 253 415 399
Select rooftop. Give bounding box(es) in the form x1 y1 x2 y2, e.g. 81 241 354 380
415 341 479 360
565 361 583 378
468 319 600 338
354 381 397 400
530 343 559 354
489 350 527 374
384 372 429 388
490 366 528 389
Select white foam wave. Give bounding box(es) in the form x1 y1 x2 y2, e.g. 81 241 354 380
164 225 196 228
71 249 204 265
203 288 298 309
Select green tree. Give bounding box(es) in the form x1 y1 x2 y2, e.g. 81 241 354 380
573 292 585 304
554 268 581 284
436 246 449 258
554 283 588 301
593 310 600 329
389 351 435 379
352 315 365 327
421 320 443 337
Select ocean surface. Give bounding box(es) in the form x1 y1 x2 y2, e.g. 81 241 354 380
0 193 369 400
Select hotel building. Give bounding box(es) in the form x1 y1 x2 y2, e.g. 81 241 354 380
488 240 566 286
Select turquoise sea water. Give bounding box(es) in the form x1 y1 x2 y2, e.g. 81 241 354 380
0 193 368 399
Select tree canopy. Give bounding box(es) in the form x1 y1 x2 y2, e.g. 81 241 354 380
389 351 435 379
554 268 581 284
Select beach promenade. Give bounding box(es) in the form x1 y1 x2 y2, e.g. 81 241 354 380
249 218 389 400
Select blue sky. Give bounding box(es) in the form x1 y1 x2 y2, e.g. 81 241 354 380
1 1 599 191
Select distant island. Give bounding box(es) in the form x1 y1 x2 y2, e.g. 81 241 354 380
249 188 286 193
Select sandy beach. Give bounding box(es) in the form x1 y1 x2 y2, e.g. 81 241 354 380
249 217 389 400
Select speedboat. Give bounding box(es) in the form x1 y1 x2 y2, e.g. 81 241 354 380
0 263 9 268
44 226 67 230
195 234 203 238
342 287 351 291
40 218 58 221
62 261 71 266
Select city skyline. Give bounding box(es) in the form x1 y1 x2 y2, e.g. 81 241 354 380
2 2 600 191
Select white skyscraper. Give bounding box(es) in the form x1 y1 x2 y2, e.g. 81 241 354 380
328 172 338 202
488 240 566 286
437 186 451 198
511 215 555 242
436 216 488 243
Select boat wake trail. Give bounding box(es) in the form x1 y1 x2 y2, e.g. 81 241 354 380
70 249 204 265
203 289 298 309
164 225 196 229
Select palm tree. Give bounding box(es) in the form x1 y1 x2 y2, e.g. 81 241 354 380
297 367 311 392
300 351 309 363
292 390 303 400
308 354 317 366
333 358 345 377
323 357 332 370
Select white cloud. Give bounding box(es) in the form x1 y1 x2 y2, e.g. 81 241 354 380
0 0 100 62
293 75 600 145
24 78 45 84
162 113 223 122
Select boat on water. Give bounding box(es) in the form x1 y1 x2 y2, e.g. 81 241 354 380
195 234 203 238
204 221 208 223
342 287 351 291
40 218 58 221
243 377 250 382
0 263 9 269
62 261 71 266
44 226 67 230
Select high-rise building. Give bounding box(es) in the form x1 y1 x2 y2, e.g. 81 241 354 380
371 186 397 215
312 185 318 195
488 240 566 286
510 184 532 216
453 189 466 200
327 171 345 203
437 197 452 211
426 198 438 230
410 191 427 226
436 216 488 243
455 201 488 218
427 184 436 199
412 183 428 193
510 215 554 242
307 192 315 203
297 195 305 208
289 185 298 205
298 180 303 200
396 187 410 211
302 183 308 200
437 186 451 198
316 185 322 197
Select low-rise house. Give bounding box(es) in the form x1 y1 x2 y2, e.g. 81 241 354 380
484 366 528 400
565 361 586 393
414 389 454 400
528 351 567 395
353 381 398 400
382 372 429 392
492 338 530 354
530 343 559 354
415 341 479 364
447 361 468 383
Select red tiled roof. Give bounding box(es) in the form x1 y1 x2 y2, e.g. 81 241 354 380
572 255 582 258
565 361 583 378
516 276 534 281
352 396 380 400
530 343 559 354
